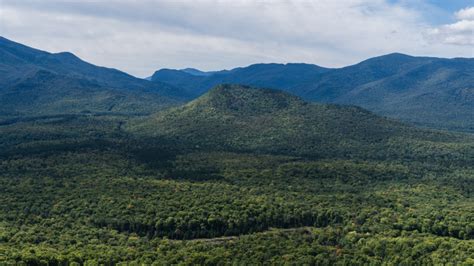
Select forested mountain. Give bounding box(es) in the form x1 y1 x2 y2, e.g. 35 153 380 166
151 63 329 97
132 84 472 161
3 36 472 131
151 53 474 132
1 38 473 264
1 84 473 264
311 54 474 132
0 37 185 117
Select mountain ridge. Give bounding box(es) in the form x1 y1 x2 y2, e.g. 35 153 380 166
0 36 187 117
150 53 474 132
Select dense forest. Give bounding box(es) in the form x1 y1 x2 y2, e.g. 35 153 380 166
0 85 473 264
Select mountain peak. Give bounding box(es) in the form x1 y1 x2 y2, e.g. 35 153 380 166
53 51 80 59
180 68 214 76
134 84 416 158
382 52 412 58
356 52 421 66
197 84 304 114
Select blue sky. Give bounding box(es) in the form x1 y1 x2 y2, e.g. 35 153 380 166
391 0 471 11
421 0 471 12
395 0 474 23
0 0 472 77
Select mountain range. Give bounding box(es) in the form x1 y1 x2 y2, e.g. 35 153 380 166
1 36 473 133
152 54 474 132
0 37 185 118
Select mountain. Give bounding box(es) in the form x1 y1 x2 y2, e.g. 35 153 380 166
0 36 186 117
301 53 474 132
132 84 468 160
179 68 225 76
0 70 180 116
150 54 474 132
151 63 329 97
2 84 474 264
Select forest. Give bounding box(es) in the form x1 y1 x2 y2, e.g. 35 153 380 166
0 85 473 264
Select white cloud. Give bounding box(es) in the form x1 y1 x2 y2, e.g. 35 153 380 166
0 0 472 77
456 6 474 20
428 6 474 46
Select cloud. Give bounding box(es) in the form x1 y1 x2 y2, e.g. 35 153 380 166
456 6 474 20
0 0 472 77
428 6 474 46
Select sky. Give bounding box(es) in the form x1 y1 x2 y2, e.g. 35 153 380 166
0 0 473 77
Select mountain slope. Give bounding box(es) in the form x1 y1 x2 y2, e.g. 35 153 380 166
0 37 185 117
300 54 474 131
332 56 474 131
132 84 470 160
151 63 329 97
150 54 474 132
0 70 179 116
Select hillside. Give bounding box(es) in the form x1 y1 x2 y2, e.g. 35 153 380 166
150 54 474 132
0 37 184 117
132 84 472 162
